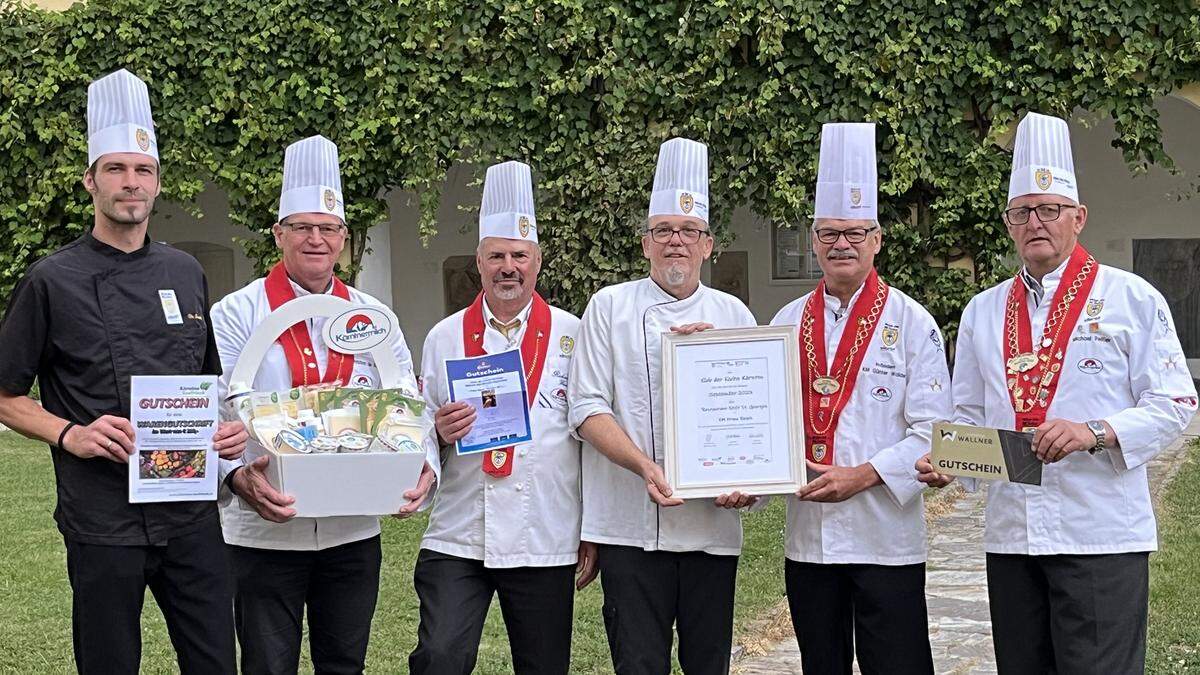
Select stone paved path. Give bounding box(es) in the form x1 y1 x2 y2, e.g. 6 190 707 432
734 417 1200 674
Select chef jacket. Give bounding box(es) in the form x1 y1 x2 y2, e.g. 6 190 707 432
771 284 951 565
419 298 582 568
0 232 220 545
210 275 437 551
568 279 757 556
953 259 1197 555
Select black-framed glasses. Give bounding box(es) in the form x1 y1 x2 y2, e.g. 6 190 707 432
1003 204 1077 226
281 222 347 238
647 226 710 244
812 226 878 245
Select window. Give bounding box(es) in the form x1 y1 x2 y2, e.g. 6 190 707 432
772 225 822 281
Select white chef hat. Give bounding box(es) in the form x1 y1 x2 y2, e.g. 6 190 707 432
648 137 709 224
87 69 158 167
1008 112 1078 203
479 160 538 243
278 135 345 223
813 122 876 220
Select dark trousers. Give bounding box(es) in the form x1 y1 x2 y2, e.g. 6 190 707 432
408 549 576 674
596 544 739 675
228 535 382 675
64 521 235 675
987 552 1149 675
784 560 933 675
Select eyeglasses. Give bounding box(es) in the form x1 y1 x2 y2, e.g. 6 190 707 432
1003 204 1077 226
281 222 346 238
647 226 710 244
812 226 878 245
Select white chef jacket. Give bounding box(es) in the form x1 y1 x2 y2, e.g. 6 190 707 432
953 259 1198 555
770 284 952 565
419 298 583 568
568 279 757 556
211 276 438 551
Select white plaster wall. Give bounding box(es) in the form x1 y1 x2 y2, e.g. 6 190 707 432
151 184 258 294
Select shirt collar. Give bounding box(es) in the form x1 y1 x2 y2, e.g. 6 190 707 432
483 296 533 328
823 282 865 321
84 230 152 260
1019 255 1070 307
286 275 335 297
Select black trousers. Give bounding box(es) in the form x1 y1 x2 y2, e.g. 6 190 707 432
228 535 382 675
596 544 739 675
63 521 235 675
987 552 1149 675
784 560 934 675
408 549 576 674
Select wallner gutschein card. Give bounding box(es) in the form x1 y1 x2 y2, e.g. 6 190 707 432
931 422 1042 486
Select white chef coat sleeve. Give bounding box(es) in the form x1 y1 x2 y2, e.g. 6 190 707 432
392 327 440 492
210 294 249 507
419 329 450 504
868 307 952 507
950 297 985 492
567 290 616 438
1105 289 1198 473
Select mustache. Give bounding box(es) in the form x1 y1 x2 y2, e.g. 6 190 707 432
827 249 858 260
492 273 524 284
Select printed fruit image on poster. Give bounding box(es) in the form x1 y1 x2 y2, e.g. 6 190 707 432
138 449 207 480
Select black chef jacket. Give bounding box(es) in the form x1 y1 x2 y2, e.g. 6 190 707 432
0 231 222 545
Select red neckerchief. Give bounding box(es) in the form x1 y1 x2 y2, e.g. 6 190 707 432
264 261 355 388
462 292 551 477
799 268 889 465
1003 244 1098 430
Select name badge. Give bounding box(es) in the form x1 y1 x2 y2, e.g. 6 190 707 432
159 289 184 325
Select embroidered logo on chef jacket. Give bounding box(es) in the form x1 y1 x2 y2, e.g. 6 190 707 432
1086 298 1103 318
1077 357 1104 375
928 328 943 353
1157 308 1174 336
870 386 892 402
929 378 943 392
1163 355 1182 371
353 373 376 388
560 336 575 355
881 323 899 348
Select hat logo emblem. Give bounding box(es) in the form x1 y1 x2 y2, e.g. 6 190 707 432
135 128 150 152
1035 168 1053 191
679 192 694 214
849 187 862 207
323 189 336 212
518 216 531 238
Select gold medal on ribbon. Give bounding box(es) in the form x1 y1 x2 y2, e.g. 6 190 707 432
1006 353 1037 373
490 450 507 470
812 376 841 395
812 443 828 462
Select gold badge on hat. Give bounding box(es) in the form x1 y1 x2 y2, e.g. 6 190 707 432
559 335 575 355
519 216 531 238
323 188 337 211
882 323 899 347
849 187 862 207
679 192 694 214
135 128 150 152
1035 168 1053 191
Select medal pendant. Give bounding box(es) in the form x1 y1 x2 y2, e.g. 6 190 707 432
811 443 828 462
1051 363 1061 373
819 396 831 408
813 377 841 395
1042 338 1053 348
491 450 508 469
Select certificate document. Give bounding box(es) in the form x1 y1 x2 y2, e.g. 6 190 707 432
444 348 533 455
128 375 219 503
663 326 804 498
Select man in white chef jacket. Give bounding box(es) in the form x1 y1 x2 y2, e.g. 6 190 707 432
768 123 949 675
568 137 757 675
210 135 438 674
409 161 587 674
917 112 1198 673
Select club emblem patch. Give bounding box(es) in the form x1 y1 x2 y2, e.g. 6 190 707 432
881 323 899 347
323 188 337 212
1035 168 1053 191
135 128 151 152
679 192 694 214
519 215 531 238
559 336 575 355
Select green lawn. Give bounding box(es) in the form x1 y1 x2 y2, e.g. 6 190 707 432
1148 440 1200 675
0 431 787 673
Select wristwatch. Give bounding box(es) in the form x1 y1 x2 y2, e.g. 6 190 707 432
1085 420 1107 453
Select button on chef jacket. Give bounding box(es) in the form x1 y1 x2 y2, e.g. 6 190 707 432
210 276 437 551
419 298 583 568
770 284 952 565
568 279 757 556
953 259 1198 555
0 232 221 545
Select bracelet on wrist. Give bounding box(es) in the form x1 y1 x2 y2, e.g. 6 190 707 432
56 422 77 450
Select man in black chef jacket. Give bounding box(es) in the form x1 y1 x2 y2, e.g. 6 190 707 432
0 69 247 675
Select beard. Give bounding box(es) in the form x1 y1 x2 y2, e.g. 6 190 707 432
662 261 689 288
492 277 524 301
98 193 154 226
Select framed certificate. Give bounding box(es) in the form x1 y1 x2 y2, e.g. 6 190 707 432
662 326 805 498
